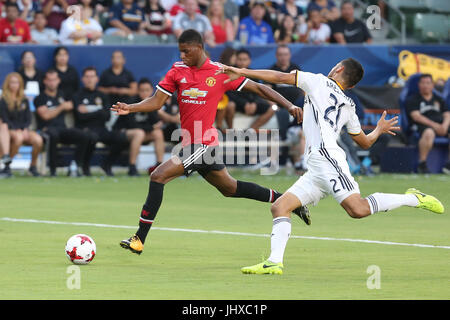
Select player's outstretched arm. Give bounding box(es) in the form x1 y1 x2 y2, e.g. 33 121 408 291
111 89 169 115
217 65 296 85
242 80 302 123
351 111 400 149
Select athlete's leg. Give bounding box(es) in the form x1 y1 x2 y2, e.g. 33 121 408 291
340 192 420 218
201 167 282 203
134 156 185 244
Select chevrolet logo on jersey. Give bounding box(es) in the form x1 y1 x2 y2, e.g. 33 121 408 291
181 88 208 99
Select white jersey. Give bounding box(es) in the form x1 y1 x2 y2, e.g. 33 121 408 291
286 71 362 205
294 71 361 161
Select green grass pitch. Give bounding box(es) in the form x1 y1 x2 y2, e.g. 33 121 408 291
0 170 449 299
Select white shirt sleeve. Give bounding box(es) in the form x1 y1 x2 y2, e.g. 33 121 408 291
295 71 322 94
346 111 362 135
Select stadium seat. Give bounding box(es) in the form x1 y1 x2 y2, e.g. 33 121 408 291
413 13 450 42
389 0 429 12
425 0 450 13
443 78 450 109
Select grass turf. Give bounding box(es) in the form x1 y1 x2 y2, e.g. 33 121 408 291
0 170 449 299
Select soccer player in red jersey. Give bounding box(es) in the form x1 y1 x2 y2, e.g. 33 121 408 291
113 29 308 255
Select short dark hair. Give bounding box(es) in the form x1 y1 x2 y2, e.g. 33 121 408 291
5 2 19 10
138 77 153 87
45 68 59 79
341 58 364 87
341 0 354 8
178 29 204 47
419 73 433 82
237 49 251 58
82 66 97 76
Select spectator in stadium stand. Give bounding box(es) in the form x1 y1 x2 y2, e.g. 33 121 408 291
274 14 298 44
331 1 372 44
98 50 138 105
143 0 171 35
277 0 303 25
0 2 31 43
79 0 100 22
52 46 80 100
73 66 131 177
34 69 91 177
215 46 237 132
17 0 40 24
114 78 166 175
237 0 274 45
222 0 238 38
0 72 43 178
298 8 331 44
172 0 215 46
168 0 185 16
267 45 302 105
105 0 146 37
206 0 233 44
405 74 450 174
225 49 276 130
17 50 44 94
30 11 59 44
42 0 78 31
59 4 103 44
306 0 339 23
156 92 180 143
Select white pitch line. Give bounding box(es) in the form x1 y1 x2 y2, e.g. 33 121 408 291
2 217 450 250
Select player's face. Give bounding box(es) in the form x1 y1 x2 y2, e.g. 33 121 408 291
44 73 60 91
327 62 343 78
178 43 203 67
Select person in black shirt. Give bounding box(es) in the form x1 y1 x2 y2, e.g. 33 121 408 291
53 46 80 100
406 74 450 173
331 1 372 44
34 69 91 177
0 72 43 177
98 50 138 105
73 67 130 177
17 50 44 95
115 78 166 175
225 49 275 130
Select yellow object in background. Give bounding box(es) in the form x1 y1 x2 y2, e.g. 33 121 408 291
398 50 450 82
217 94 229 110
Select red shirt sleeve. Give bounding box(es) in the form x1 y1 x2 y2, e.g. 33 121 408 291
156 66 177 96
225 76 248 92
22 21 31 43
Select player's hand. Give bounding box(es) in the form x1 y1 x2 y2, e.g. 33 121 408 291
289 105 303 124
215 65 242 84
111 102 131 115
377 110 400 135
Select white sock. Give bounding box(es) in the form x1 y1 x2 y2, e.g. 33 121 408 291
268 217 291 264
366 193 419 214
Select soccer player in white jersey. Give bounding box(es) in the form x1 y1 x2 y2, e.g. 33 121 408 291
217 58 445 275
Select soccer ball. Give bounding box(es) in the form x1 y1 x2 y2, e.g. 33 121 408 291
65 234 96 265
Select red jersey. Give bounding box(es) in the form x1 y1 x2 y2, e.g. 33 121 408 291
156 58 248 146
0 18 31 43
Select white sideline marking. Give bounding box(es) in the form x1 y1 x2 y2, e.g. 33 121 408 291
2 217 450 250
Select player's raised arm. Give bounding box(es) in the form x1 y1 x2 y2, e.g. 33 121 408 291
111 89 169 115
351 111 400 149
242 79 303 123
217 65 296 86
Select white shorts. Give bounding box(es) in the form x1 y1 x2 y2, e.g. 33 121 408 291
286 149 360 206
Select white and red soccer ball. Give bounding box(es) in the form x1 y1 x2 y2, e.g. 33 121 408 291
65 234 96 265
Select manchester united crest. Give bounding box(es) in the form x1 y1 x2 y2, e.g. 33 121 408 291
206 77 216 87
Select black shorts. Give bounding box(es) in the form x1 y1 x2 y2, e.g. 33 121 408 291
176 144 225 177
